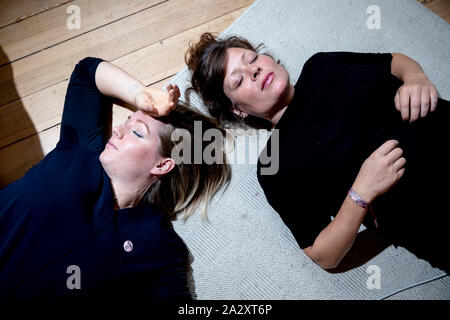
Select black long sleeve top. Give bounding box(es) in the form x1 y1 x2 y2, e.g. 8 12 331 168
0 58 191 301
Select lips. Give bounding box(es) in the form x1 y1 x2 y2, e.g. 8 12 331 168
262 72 274 90
107 141 118 150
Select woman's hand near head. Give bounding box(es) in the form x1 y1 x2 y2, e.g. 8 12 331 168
135 84 180 117
94 61 179 117
352 140 406 204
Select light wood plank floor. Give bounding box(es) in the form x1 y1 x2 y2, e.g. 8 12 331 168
0 0 449 187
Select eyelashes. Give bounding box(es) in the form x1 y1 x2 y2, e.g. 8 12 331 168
133 130 143 138
124 117 145 138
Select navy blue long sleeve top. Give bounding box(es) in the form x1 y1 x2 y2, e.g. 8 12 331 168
0 57 191 300
257 52 449 271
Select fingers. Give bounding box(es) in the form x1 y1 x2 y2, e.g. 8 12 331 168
398 86 421 122
166 84 180 95
397 167 406 180
172 84 180 98
166 83 180 106
398 89 410 121
379 140 406 176
167 85 174 99
420 89 430 118
386 145 403 163
375 139 399 156
409 89 421 122
395 80 439 122
394 91 401 112
393 156 406 171
430 88 438 112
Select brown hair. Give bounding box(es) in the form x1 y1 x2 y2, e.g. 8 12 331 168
185 32 273 129
145 102 231 220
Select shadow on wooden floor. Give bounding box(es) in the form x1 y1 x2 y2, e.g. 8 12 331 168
0 46 44 188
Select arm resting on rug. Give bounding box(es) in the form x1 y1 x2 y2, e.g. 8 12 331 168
303 140 406 270
303 197 368 270
390 53 438 122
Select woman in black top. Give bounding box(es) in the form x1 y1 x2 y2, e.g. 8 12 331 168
185 32 449 272
0 57 231 300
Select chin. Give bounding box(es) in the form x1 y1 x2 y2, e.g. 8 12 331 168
99 153 116 179
99 149 111 166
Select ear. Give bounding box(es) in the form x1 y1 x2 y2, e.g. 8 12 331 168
150 157 175 177
229 105 247 118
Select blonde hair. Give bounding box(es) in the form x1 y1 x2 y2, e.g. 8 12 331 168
145 103 231 220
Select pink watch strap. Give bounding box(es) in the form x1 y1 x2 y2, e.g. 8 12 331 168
348 188 370 209
348 188 378 228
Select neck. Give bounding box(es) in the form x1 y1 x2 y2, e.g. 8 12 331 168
269 84 295 128
270 106 288 128
110 177 153 210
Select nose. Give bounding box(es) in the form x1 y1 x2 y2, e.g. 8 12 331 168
247 65 261 81
112 125 124 139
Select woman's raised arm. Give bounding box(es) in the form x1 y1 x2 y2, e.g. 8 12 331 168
95 61 179 116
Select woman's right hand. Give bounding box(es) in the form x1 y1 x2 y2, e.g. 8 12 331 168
135 84 180 116
352 140 406 203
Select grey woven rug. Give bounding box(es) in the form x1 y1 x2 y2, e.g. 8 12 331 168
171 0 450 299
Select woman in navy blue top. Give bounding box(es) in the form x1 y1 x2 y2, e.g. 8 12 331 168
0 57 230 300
186 33 449 272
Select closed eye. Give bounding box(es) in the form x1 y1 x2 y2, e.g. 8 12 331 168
237 54 258 87
235 54 258 88
133 130 143 138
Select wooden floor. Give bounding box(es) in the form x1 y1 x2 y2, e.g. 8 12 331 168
0 0 449 188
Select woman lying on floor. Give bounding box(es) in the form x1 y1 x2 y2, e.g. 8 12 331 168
185 32 449 273
0 57 230 300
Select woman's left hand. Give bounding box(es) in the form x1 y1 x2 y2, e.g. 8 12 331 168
394 73 438 122
135 84 180 116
